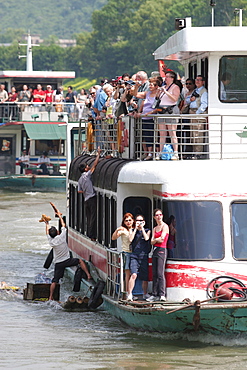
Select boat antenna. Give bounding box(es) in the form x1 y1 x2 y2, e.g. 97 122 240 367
234 8 243 27
18 31 40 71
210 0 216 27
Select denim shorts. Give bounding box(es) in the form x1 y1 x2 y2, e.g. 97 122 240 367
130 253 148 281
122 252 131 270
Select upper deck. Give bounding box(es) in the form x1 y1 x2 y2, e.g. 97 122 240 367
153 26 247 61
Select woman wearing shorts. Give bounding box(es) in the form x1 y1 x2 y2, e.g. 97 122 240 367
112 213 135 296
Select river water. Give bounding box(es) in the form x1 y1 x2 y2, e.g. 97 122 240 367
1 191 247 370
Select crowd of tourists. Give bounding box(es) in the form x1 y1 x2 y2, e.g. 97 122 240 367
84 68 208 160
1 65 208 159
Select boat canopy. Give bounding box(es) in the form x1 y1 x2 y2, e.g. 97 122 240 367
69 155 131 192
153 26 247 61
23 122 66 140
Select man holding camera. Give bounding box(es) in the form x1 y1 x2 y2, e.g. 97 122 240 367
127 215 151 301
189 75 208 158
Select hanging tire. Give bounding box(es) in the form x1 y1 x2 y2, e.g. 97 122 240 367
73 266 87 292
88 280 105 309
43 249 53 269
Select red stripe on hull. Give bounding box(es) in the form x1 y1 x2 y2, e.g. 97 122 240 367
153 189 247 198
68 229 107 274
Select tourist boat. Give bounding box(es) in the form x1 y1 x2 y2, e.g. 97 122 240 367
66 16 247 334
0 34 76 192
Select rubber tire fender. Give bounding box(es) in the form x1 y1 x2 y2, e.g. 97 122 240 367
43 249 53 269
73 266 87 292
88 280 105 309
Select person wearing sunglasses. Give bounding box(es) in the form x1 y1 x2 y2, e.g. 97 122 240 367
127 215 151 301
147 209 169 302
112 213 135 296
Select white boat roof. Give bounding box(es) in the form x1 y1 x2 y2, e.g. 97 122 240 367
153 26 247 61
0 70 75 79
118 160 247 196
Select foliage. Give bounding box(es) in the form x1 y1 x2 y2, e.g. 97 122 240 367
0 0 107 39
63 77 97 92
0 0 246 82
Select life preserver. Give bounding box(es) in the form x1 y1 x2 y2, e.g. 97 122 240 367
87 121 94 151
88 280 105 309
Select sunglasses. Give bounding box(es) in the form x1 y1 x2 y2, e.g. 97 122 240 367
155 214 163 217
186 82 192 85
124 219 133 222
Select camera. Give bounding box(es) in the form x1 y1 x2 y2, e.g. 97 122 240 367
191 91 200 98
125 80 136 86
136 221 144 226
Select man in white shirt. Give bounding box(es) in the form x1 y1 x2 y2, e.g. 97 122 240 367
18 150 29 174
45 211 91 300
189 75 208 157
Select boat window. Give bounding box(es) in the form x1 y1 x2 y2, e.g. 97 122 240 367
104 195 110 247
35 139 65 156
188 61 197 80
162 200 224 260
98 193 104 244
111 197 117 248
219 56 247 102
69 184 76 229
123 197 152 230
231 202 247 259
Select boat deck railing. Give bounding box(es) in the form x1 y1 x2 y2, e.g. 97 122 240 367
0 102 88 123
82 113 247 160
106 248 124 300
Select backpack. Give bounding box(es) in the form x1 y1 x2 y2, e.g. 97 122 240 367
161 144 174 160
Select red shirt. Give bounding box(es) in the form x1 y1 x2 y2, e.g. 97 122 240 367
44 90 54 103
33 89 45 102
8 93 18 102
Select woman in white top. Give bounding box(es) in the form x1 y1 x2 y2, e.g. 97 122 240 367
76 88 88 120
112 213 135 295
158 71 180 160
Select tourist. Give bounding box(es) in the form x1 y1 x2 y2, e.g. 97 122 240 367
7 86 18 120
44 85 54 113
157 71 180 160
128 214 151 301
147 209 169 302
19 85 31 111
189 75 208 158
76 88 88 120
0 84 8 120
33 84 45 107
132 77 162 160
112 213 135 297
65 86 77 118
93 84 108 149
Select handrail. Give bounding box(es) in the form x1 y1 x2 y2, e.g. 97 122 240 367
106 248 124 300
83 113 247 160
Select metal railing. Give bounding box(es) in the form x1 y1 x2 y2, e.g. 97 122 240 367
82 113 247 160
0 102 88 123
106 248 124 300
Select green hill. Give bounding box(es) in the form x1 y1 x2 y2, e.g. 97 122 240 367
0 0 107 40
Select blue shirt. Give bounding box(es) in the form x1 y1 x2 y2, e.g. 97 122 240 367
190 86 208 114
94 90 107 112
